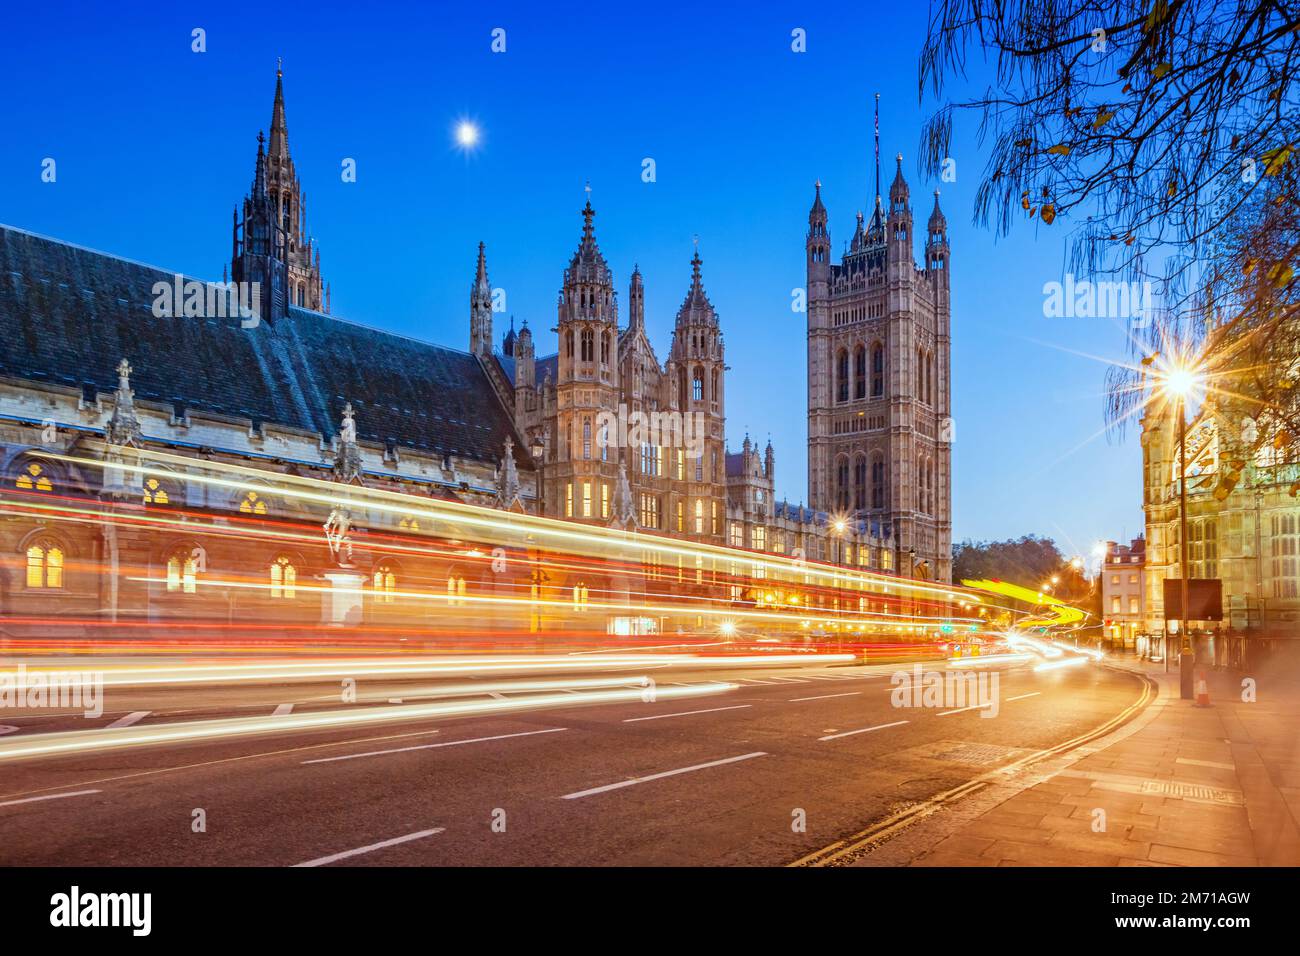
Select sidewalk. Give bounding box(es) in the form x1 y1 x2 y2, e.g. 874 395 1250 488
858 655 1300 867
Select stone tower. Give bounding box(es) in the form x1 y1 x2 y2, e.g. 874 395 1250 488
231 64 327 321
664 249 727 540
806 149 953 582
470 241 493 356
552 199 621 522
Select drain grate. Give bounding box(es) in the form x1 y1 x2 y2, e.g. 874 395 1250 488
931 742 1028 764
1140 780 1244 805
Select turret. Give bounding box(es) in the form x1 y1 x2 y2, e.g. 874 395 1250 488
629 266 645 331
470 242 493 356
515 319 535 389
926 189 949 275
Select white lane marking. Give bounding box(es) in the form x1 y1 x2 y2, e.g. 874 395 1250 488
0 788 102 808
739 678 777 685
301 727 565 765
789 692 861 703
273 703 294 717
487 692 506 700
767 677 809 684
107 711 150 729
936 702 995 716
622 705 751 723
1005 692 1041 702
562 752 767 800
387 698 403 704
819 720 909 741
294 827 445 867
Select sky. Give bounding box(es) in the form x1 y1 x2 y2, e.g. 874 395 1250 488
0 1 1146 557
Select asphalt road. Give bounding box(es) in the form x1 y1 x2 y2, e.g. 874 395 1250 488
0 654 1145 865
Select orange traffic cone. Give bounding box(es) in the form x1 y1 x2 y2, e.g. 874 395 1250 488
1194 670 1211 707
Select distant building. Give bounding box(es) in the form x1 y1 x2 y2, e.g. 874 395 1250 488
1102 536 1145 648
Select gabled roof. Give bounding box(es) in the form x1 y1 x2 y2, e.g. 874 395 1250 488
0 223 530 470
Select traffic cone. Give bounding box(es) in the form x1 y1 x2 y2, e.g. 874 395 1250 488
1194 670 1211 707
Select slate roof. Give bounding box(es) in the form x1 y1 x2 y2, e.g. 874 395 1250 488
0 224 530 470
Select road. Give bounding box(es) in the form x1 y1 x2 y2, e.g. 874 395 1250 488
0 654 1145 865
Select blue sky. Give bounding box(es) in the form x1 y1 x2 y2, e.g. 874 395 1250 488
0 1 1145 555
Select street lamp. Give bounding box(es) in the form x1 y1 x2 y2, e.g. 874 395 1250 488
1157 358 1206 698
530 435 546 517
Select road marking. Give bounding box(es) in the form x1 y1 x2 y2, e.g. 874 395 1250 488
301 727 565 765
819 720 909 741
739 678 777 685
273 703 294 717
766 677 809 684
789 692 861 703
936 702 995 716
294 827 445 867
623 705 751 723
487 692 506 700
1005 692 1041 702
107 711 150 729
387 698 403 704
0 788 102 808
562 752 767 799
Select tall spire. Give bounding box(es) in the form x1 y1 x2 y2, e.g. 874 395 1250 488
268 59 289 160
873 92 881 202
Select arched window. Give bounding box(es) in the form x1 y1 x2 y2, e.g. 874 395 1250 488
572 581 590 610
143 477 170 505
835 456 850 510
870 343 885 398
694 498 704 534
836 350 849 403
929 353 937 406
582 418 592 459
373 563 397 603
270 556 297 599
26 540 64 589
711 368 720 407
580 328 595 362
853 455 867 510
678 368 688 408
16 461 53 493
238 491 267 515
601 330 611 364
692 368 704 402
871 455 885 510
447 573 467 607
166 549 199 594
854 346 867 400
566 329 575 358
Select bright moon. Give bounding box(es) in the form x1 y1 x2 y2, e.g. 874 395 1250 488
455 121 480 148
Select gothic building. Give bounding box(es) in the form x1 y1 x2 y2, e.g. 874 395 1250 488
491 201 729 545
806 154 953 582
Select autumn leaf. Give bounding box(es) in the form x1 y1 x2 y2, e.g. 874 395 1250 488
1041 204 1057 224
1153 62 1172 79
1267 262 1294 287
1263 145 1292 176
1021 191 1031 210
1046 144 1071 156
1093 110 1115 129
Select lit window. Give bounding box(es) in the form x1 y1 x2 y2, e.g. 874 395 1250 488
373 563 397 602
399 516 420 531
582 481 593 518
572 582 590 610
676 499 684 532
565 483 574 517
16 462 53 493
166 551 199 593
694 499 704 534
601 483 609 519
447 574 467 607
26 542 64 588
270 556 297 599
239 491 267 515
143 477 170 505
676 450 685 481
752 526 767 551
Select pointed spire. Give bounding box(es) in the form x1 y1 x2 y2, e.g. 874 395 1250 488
851 210 865 251
890 152 910 202
268 60 289 160
107 358 142 447
474 240 489 291
809 179 827 221
251 130 268 201
929 188 947 229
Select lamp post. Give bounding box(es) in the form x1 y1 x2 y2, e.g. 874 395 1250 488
1162 364 1202 699
530 435 546 517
